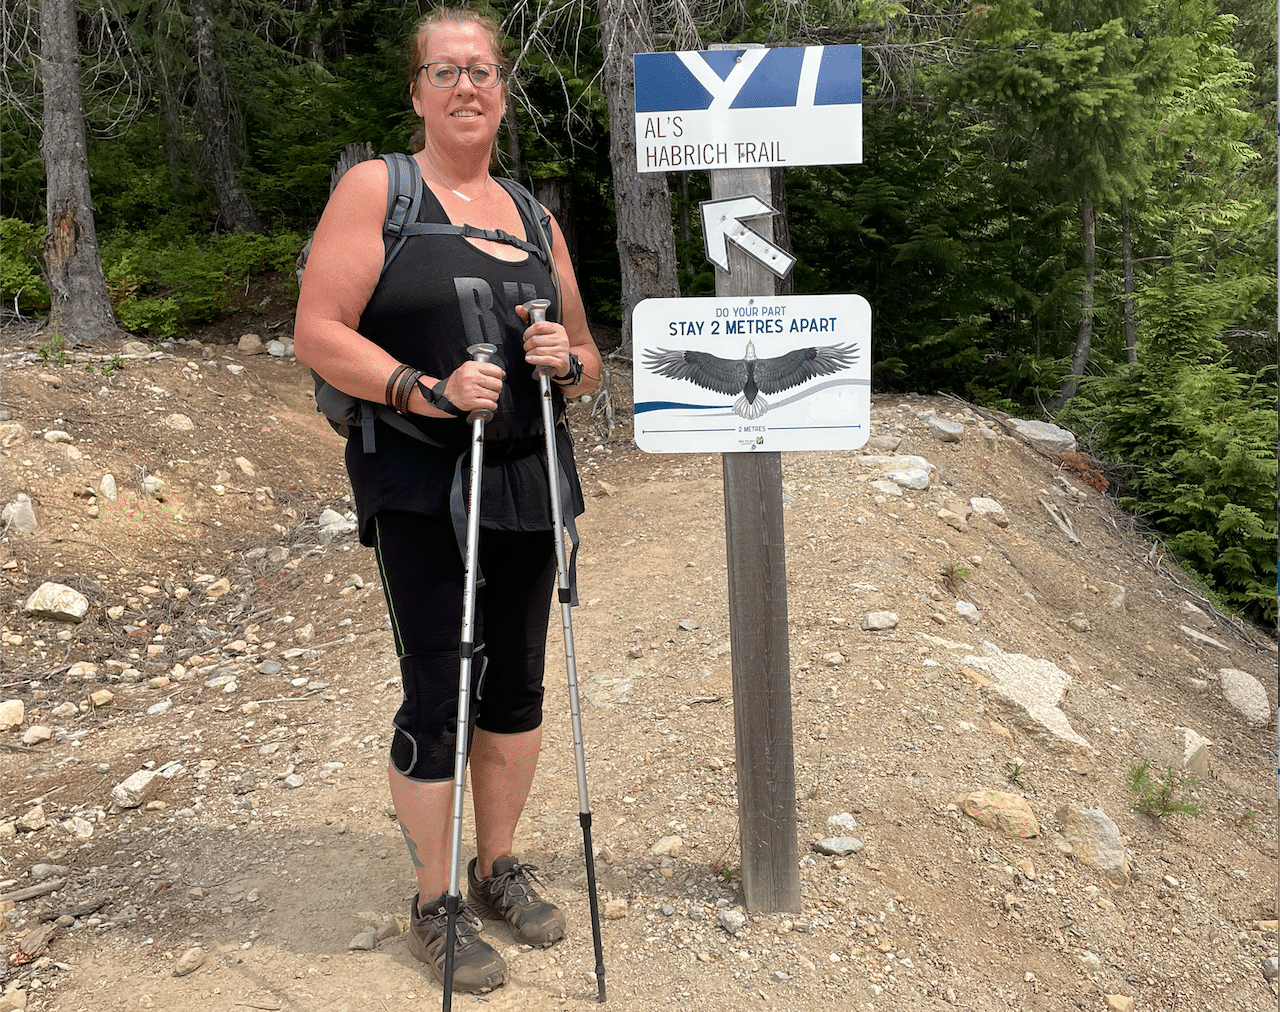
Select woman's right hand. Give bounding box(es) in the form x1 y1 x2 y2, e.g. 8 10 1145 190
440 359 505 415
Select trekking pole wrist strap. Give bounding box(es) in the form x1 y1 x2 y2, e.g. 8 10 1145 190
417 376 465 417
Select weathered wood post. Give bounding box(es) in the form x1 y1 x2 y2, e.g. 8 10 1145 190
709 157 801 913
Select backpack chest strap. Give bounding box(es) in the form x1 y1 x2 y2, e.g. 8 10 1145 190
398 221 547 264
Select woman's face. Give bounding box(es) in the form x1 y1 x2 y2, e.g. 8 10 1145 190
411 23 505 158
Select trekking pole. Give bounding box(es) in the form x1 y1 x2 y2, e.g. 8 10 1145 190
442 342 497 1012
526 299 607 1002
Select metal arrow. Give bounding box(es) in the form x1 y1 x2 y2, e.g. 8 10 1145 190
699 194 797 279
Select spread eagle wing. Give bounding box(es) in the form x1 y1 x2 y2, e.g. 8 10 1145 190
753 343 859 395
642 348 749 396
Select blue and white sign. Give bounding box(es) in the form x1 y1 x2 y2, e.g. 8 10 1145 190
633 295 871 454
633 45 862 173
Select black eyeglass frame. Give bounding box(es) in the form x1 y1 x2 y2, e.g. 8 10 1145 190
417 62 506 89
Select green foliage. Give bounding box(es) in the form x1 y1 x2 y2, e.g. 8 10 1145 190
1127 761 1204 819
0 217 49 311
102 230 305 337
37 334 73 367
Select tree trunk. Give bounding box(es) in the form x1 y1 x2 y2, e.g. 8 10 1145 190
533 178 579 273
190 0 262 233
39 0 120 346
1121 196 1135 364
596 0 680 357
1056 194 1095 406
770 166 793 296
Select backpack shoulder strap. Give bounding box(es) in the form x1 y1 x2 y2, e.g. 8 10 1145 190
379 152 424 277
493 177 563 325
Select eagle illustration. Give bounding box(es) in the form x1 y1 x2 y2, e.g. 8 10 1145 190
643 341 859 419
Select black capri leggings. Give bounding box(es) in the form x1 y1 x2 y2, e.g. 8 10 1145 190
373 510 557 740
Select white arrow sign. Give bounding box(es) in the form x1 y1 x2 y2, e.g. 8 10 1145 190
700 195 797 278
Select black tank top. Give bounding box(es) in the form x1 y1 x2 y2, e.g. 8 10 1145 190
344 180 584 545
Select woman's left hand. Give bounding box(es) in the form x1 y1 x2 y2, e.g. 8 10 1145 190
516 303 572 379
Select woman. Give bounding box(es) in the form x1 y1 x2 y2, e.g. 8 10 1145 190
294 6 600 994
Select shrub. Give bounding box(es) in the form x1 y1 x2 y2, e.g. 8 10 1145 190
0 217 49 312
1127 761 1203 820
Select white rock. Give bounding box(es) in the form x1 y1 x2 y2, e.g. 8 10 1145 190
955 601 980 625
111 769 160 808
2 494 37 534
962 642 1090 748
604 898 628 920
16 806 47 832
283 774 305 789
173 946 206 976
881 467 931 490
24 582 89 622
969 497 1008 527
812 836 864 855
234 456 256 477
99 474 118 500
142 475 167 497
651 835 684 858
62 816 95 840
266 339 289 357
1218 668 1272 726
1178 600 1214 630
718 908 748 933
827 812 858 831
1177 727 1212 777
163 413 195 431
20 725 52 745
0 699 25 729
43 429 73 444
861 611 899 631
856 454 937 474
925 416 964 442
1179 625 1228 651
868 479 904 497
0 421 26 446
1056 805 1129 888
1008 418 1077 454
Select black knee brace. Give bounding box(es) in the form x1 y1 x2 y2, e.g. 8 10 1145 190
390 647 487 781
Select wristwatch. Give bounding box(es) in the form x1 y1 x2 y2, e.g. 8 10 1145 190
552 353 584 387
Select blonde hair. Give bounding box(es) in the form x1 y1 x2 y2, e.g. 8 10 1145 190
407 7 510 94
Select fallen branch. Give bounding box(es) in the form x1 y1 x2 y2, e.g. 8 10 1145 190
1038 498 1082 545
0 877 66 903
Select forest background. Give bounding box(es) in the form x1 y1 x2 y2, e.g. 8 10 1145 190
1 0 1277 628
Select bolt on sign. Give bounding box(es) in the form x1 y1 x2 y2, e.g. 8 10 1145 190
633 45 862 173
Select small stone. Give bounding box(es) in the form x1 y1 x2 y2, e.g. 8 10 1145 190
61 816 94 840
1068 614 1091 632
2 495 37 534
163 413 195 431
348 926 377 951
1218 668 1272 726
205 578 232 599
925 416 964 442
173 946 206 976
141 475 166 497
861 611 899 631
20 726 51 746
812 836 864 856
651 835 683 858
827 812 858 831
0 700 25 730
234 457 256 477
969 497 1008 527
1262 956 1278 981
111 769 160 808
956 790 1040 839
24 583 89 623
16 806 47 832
955 601 980 625
89 689 115 708
604 898 628 920
677 619 700 632
99 474 118 500
718 908 747 933
43 429 73 444
823 652 844 667
1104 996 1135 1012
283 774 305 789
237 334 263 355
259 660 282 676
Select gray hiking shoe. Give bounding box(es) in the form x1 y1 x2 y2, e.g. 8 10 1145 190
407 891 507 993
468 856 567 947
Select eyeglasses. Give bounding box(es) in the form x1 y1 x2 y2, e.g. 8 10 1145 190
418 62 504 89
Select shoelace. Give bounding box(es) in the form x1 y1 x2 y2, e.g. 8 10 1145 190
423 902 483 945
489 861 546 905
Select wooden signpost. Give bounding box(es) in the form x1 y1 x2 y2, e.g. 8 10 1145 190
631 43 865 912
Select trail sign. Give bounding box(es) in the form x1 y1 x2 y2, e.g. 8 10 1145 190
633 45 862 173
700 196 796 277
632 295 871 454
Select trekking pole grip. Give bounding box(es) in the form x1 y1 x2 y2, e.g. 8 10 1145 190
465 343 497 424
524 299 556 378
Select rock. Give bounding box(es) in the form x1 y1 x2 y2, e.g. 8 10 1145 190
89 689 115 708
61 816 94 840
956 791 1040 838
882 467 931 490
266 339 289 357
283 774 305 789
16 806 47 832
2 495 37 534
861 611 899 631
827 812 858 831
1177 727 1212 777
374 917 400 942
864 435 902 452
163 413 195 431
173 946 206 976
237 334 264 355
0 421 26 447
961 643 1090 749
1068 614 1091 632
68 660 98 681
1262 955 1278 981
604 898 628 920
141 475 166 497
30 863 68 881
718 908 748 933
823 652 844 668
868 479 904 497
99 474 118 500
678 618 700 632
24 582 89 622
294 623 315 643
234 456 256 477
1008 418 1077 454
938 508 969 532
955 601 980 625
121 340 152 356
1218 668 1272 726
1056 804 1129 888
969 497 1008 527
20 726 51 746
319 509 358 544
205 578 232 599
925 416 964 442
812 836 864 856
1104 996 1135 1012
1101 581 1126 610
43 429 73 444
1179 625 1228 652
651 835 683 858
0 700 24 730
1178 600 1214 630
111 769 160 808
259 660 282 675
857 453 937 474
348 926 377 951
